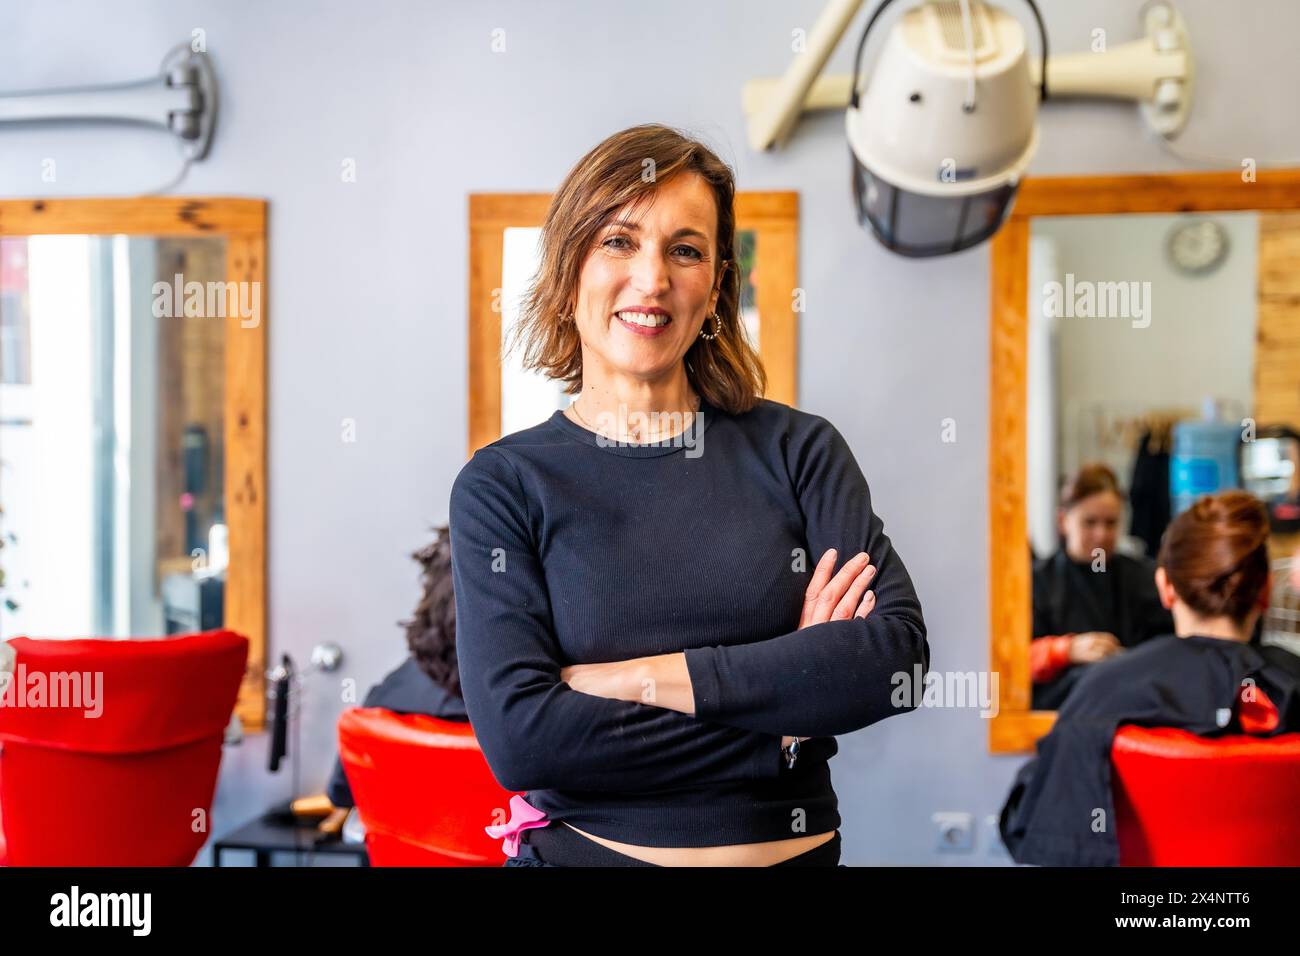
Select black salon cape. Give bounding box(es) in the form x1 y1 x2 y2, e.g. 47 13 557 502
999 635 1300 866
1031 548 1174 709
326 658 469 808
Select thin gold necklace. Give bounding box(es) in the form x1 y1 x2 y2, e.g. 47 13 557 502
568 392 701 443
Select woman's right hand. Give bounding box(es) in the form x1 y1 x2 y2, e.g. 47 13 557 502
800 548 877 628
1069 631 1122 663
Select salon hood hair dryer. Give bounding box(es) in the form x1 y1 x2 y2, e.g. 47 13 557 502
743 0 1194 257
846 0 1046 256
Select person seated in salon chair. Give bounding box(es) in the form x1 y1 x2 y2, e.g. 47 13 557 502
324 525 468 811
1001 490 1300 866
1031 463 1173 710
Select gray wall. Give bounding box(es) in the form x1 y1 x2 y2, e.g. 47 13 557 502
3 0 1297 865
1028 212 1258 548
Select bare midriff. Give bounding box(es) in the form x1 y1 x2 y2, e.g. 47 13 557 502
562 822 836 866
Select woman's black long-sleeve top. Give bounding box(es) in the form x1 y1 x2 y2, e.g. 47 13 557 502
447 395 928 846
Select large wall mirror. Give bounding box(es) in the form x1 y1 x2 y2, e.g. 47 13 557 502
0 198 268 729
467 192 799 454
989 172 1300 752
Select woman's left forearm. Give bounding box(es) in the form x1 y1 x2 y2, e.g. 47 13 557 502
564 658 806 754
562 653 697 715
561 654 807 748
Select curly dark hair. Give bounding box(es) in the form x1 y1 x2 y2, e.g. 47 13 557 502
399 524 461 698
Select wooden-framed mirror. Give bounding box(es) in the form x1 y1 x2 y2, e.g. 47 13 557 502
0 198 268 729
467 191 799 454
989 170 1300 753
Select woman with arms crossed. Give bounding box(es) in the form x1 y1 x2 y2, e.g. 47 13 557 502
449 124 928 867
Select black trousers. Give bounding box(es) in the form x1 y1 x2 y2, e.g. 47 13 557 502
503 823 843 867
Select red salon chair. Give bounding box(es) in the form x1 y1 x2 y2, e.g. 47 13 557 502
0 629 248 866
1112 724 1300 865
337 707 515 866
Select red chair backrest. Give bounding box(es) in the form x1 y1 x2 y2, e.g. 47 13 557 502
0 629 248 866
1112 725 1300 866
336 707 516 866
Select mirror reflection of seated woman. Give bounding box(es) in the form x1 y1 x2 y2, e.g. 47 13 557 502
1001 490 1300 866
1031 463 1173 710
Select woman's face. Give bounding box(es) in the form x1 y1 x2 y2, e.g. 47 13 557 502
571 171 725 386
1059 490 1123 563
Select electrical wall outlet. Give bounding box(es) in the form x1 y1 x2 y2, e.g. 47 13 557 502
932 811 974 852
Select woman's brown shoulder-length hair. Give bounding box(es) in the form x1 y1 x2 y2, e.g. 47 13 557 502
508 123 767 415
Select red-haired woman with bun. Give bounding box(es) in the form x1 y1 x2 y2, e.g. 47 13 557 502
1002 490 1300 866
1030 462 1173 709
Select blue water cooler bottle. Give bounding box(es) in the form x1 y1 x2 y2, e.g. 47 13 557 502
1170 404 1242 515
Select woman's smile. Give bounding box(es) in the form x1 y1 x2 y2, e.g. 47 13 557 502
613 309 674 337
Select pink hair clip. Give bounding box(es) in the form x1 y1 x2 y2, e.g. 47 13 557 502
486 793 549 858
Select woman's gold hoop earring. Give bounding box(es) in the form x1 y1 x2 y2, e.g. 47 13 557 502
698 311 722 341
